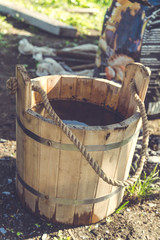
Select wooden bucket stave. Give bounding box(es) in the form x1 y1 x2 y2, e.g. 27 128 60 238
16 63 150 225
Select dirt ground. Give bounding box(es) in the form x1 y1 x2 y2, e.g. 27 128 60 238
0 15 160 240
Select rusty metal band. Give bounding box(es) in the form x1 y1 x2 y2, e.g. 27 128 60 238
16 171 122 205
17 116 139 152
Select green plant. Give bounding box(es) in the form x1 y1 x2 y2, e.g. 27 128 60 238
126 165 160 201
7 228 14 233
115 201 129 214
0 16 11 48
13 13 24 22
35 223 41 228
46 222 53 227
16 232 23 236
0 16 12 34
87 225 93 232
23 64 29 68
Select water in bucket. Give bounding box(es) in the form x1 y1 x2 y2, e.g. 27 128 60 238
32 100 125 126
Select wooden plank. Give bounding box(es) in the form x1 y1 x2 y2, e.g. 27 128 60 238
118 63 150 118
16 122 24 200
92 127 125 222
47 76 61 100
106 118 141 216
71 63 95 71
90 79 108 106
16 65 31 197
16 65 31 114
16 65 31 201
0 0 77 37
16 65 40 213
67 8 99 14
23 113 40 213
55 127 84 224
60 75 77 100
107 83 121 111
52 56 93 65
56 50 95 60
120 119 142 181
76 77 93 102
127 64 150 116
38 119 61 221
73 129 106 225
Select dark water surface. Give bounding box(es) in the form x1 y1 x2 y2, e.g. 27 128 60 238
32 100 124 126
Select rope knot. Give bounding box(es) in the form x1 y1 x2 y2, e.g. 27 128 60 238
6 77 18 95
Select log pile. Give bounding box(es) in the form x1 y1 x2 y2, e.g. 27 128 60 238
18 38 97 76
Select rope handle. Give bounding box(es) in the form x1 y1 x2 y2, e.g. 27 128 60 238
6 77 149 187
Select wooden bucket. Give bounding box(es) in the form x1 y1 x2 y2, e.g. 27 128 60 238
16 63 150 225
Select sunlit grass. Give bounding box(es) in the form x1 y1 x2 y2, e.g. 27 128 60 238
8 0 112 34
126 165 160 201
0 16 12 34
0 16 12 48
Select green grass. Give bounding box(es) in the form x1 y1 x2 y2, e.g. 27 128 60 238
115 201 129 214
126 165 160 201
16 232 23 237
8 0 112 34
0 16 11 48
114 165 160 215
0 16 12 33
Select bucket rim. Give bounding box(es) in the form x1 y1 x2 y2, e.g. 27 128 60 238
31 75 122 88
27 108 141 131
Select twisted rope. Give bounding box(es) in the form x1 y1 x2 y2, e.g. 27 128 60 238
6 77 18 95
7 77 149 187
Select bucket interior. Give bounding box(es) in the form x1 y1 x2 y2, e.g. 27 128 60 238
31 75 134 127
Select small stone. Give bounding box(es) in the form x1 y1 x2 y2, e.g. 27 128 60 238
95 223 99 228
149 150 157 156
2 192 11 196
155 210 159 215
148 203 157 208
42 233 50 240
0 227 7 235
136 144 142 150
148 156 160 164
8 179 12 184
78 233 89 239
0 138 7 143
